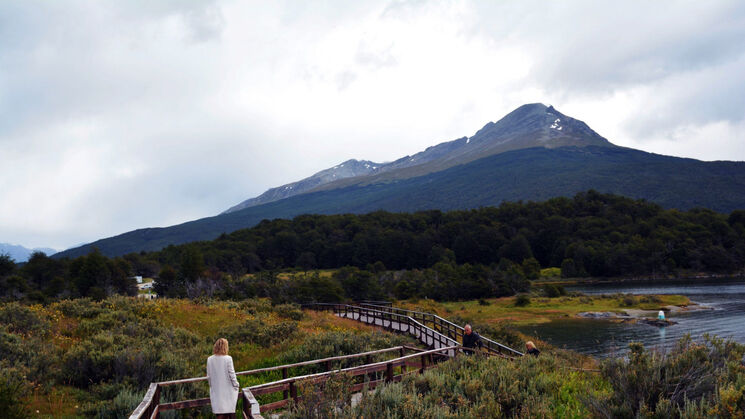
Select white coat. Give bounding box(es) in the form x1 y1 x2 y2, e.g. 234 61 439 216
206 354 240 414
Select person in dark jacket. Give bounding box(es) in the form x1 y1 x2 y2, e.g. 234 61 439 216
462 324 482 355
526 341 540 356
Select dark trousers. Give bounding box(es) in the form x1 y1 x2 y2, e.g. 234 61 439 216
216 414 236 419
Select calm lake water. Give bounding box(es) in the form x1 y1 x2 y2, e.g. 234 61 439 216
516 279 745 357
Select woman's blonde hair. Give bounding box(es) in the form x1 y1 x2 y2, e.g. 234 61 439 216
213 338 229 355
525 341 536 350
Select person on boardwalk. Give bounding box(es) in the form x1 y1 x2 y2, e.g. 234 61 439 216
207 338 240 419
462 324 483 355
525 341 540 356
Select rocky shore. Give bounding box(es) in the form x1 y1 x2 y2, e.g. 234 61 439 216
577 303 712 327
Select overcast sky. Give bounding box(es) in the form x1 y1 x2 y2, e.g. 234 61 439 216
1 0 745 250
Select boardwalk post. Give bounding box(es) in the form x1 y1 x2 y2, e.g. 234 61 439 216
152 385 160 418
420 353 427 373
282 368 288 400
325 360 332 371
386 362 393 383
399 347 406 374
289 381 298 403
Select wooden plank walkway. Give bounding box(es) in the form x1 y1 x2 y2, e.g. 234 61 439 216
130 303 523 418
310 303 523 358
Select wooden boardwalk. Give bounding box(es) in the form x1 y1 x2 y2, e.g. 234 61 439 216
313 303 523 358
130 303 522 419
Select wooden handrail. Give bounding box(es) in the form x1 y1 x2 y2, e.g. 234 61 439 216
248 345 459 392
130 344 419 418
331 304 460 358
129 383 158 419
242 388 262 419
356 303 525 357
156 345 409 387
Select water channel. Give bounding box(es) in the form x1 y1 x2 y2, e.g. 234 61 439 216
516 278 745 357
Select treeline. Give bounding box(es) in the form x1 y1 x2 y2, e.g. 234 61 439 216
0 250 137 303
153 262 531 303
149 190 745 277
3 191 745 303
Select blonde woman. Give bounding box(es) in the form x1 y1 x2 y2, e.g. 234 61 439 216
207 338 240 418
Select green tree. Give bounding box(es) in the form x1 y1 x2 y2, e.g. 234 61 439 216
296 252 317 272
179 248 205 282
0 254 14 277
521 257 541 280
75 250 111 297
561 258 577 278
154 266 181 297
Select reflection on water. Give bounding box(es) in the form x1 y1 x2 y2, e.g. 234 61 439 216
516 279 745 357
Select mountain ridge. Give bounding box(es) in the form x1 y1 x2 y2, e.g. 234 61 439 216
54 145 745 258
224 103 614 212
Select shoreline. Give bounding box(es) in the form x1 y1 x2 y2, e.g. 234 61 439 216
534 273 745 287
409 293 693 327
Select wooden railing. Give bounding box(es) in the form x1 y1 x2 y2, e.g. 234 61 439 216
131 301 522 418
130 345 435 419
248 345 457 413
363 303 524 357
307 303 524 358
306 303 460 357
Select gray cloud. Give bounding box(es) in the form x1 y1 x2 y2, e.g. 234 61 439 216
1 0 744 250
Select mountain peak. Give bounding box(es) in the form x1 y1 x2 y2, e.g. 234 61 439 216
469 103 612 150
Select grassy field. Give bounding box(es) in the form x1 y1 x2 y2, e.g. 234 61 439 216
400 293 691 326
2 297 412 418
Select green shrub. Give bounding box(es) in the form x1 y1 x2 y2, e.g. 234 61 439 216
84 387 142 418
218 318 298 348
478 298 490 306
285 373 355 419
619 295 636 307
543 284 568 298
0 367 30 419
640 295 662 304
54 298 105 319
584 335 745 417
0 303 50 336
514 294 531 307
539 267 562 278
274 303 304 320
352 352 598 418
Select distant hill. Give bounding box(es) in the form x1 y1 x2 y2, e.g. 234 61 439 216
55 145 745 258
0 243 57 262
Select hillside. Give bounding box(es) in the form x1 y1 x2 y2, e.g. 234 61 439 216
55 146 745 258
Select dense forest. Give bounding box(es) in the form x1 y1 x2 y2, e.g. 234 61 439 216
2 191 745 304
